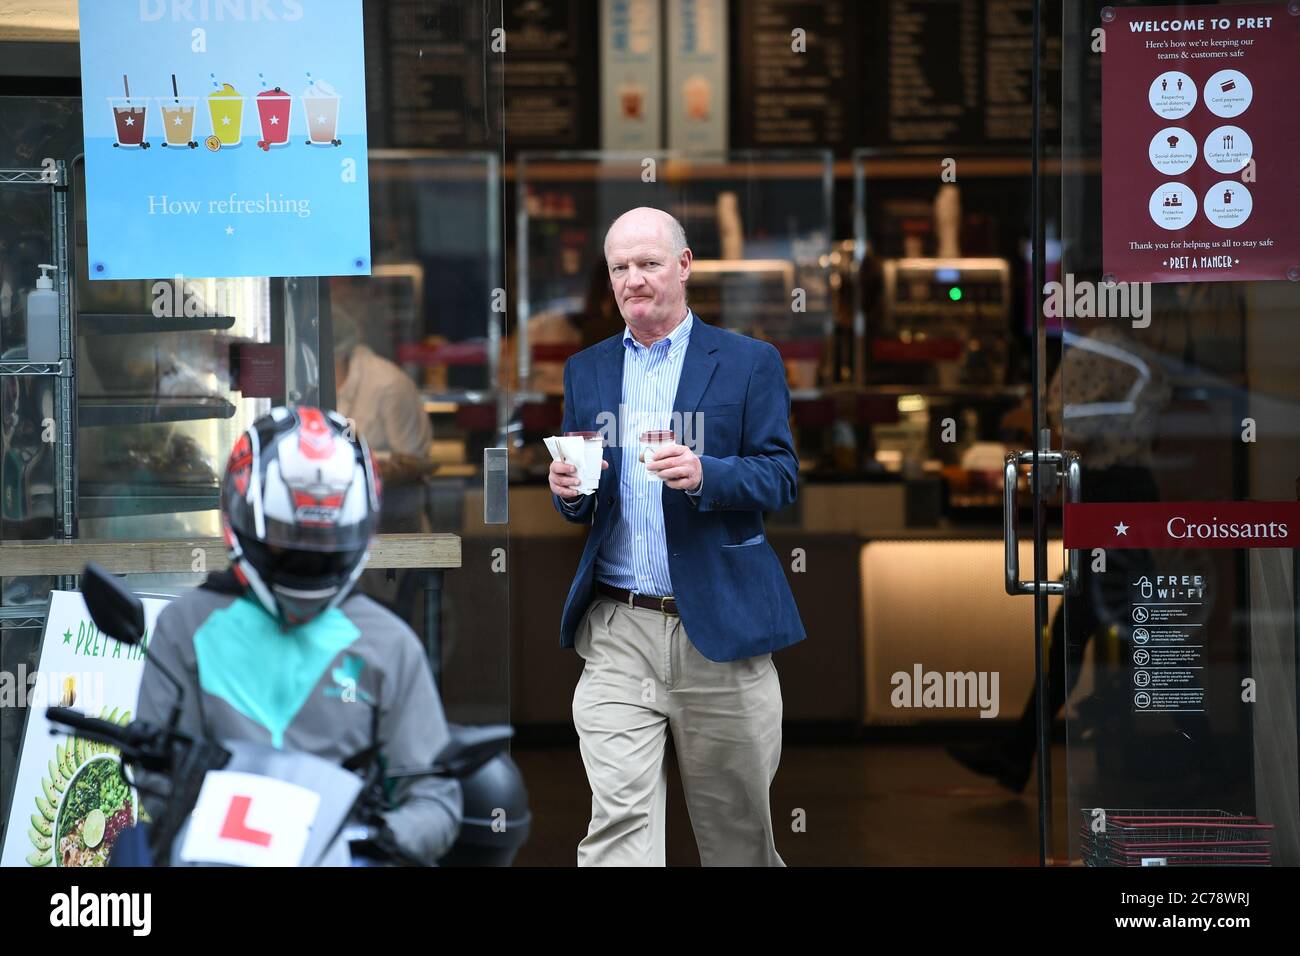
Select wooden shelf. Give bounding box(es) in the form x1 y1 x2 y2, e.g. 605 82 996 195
0 533 462 575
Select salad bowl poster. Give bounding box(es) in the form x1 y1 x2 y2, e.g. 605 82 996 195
78 1 371 280
0 591 170 868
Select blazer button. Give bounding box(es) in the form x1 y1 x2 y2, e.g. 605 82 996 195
606 495 614 505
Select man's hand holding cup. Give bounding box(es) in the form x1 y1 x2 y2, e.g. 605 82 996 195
550 457 609 499
645 441 702 492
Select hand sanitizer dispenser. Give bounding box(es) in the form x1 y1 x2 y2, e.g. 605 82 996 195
26 264 59 362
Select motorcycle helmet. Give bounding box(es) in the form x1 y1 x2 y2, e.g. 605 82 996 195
221 406 381 626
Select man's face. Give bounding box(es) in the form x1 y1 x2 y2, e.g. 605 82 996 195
606 220 690 330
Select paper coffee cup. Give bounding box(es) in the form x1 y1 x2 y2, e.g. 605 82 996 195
562 431 604 494
639 430 675 482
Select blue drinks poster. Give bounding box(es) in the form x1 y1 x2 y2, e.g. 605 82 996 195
78 1 371 280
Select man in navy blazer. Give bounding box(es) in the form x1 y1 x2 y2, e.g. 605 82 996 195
549 207 805 866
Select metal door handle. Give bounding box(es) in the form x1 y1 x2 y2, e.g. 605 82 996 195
1004 449 1080 596
484 447 508 524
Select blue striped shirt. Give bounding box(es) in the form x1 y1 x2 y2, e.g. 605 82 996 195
594 310 697 596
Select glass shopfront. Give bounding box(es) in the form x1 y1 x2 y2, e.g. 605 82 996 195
0 0 1295 874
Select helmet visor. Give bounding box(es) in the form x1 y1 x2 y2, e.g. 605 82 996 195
237 532 369 624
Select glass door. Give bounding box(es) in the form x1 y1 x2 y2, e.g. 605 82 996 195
1048 0 1300 866
351 2 510 732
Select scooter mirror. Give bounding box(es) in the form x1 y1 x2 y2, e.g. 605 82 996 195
82 562 145 645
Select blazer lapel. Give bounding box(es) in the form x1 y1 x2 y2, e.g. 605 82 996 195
672 316 719 419
596 336 625 487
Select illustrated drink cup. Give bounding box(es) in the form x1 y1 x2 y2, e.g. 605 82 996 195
158 97 197 146
207 83 244 145
108 99 148 146
639 430 675 482
303 80 341 144
620 83 644 119
684 76 711 120
256 87 293 147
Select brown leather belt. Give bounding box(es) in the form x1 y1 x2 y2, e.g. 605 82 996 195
596 581 679 616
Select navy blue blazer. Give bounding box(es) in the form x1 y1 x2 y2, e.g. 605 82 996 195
552 317 807 662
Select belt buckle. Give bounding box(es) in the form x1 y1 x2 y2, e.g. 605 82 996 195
659 595 673 615
627 590 636 609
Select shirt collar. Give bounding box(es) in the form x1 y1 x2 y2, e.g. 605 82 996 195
623 310 693 354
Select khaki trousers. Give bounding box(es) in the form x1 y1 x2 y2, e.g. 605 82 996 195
572 594 785 866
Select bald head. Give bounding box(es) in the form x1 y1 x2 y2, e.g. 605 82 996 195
603 207 688 260
603 207 692 344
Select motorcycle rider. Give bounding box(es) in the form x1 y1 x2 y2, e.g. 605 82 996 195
135 406 461 864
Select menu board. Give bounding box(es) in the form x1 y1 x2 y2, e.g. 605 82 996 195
496 0 599 151
379 0 1067 153
984 0 1058 141
731 0 858 150
880 0 981 145
848 0 1059 148
362 0 388 147
377 0 596 152
381 0 495 148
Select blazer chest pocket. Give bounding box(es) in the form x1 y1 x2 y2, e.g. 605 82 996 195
721 533 765 549
690 403 741 456
696 402 741 418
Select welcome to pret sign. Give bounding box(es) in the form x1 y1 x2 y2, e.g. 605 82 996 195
1101 3 1300 283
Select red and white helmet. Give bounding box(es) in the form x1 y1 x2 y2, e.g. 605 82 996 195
221 406 381 626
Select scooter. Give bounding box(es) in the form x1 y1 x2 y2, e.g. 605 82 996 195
45 564 530 867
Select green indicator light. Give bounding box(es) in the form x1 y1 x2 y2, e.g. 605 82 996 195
948 287 963 302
